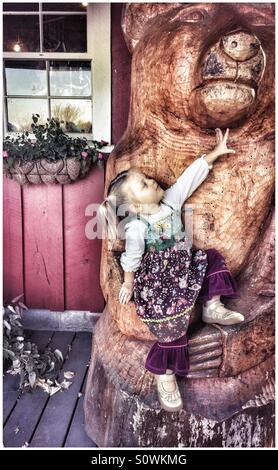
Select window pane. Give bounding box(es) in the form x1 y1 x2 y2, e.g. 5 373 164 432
51 99 92 133
5 61 47 96
3 15 40 52
50 61 91 97
3 3 39 11
43 15 87 52
42 3 87 12
7 99 48 132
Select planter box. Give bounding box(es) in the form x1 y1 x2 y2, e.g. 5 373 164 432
3 156 93 185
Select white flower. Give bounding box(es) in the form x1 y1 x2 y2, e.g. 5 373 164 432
179 278 188 288
140 286 154 301
140 287 149 301
154 305 162 314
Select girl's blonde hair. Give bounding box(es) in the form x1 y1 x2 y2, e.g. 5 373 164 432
98 169 138 241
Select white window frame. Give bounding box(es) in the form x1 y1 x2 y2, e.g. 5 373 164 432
3 3 111 144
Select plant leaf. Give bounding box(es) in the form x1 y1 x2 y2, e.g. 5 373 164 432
54 349 63 362
28 371 37 388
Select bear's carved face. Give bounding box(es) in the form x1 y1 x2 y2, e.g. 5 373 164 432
122 2 274 130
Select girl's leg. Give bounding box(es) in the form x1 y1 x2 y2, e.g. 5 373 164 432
146 335 188 412
197 248 244 325
145 334 189 377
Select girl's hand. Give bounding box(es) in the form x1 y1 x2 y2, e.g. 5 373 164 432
203 128 236 167
119 281 134 304
212 128 236 158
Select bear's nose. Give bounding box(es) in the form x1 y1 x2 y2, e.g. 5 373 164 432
221 31 261 62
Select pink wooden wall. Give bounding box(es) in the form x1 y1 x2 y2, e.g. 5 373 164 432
3 4 131 313
3 165 105 312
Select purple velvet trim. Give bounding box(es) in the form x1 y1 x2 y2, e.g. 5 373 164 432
145 334 189 376
196 248 240 304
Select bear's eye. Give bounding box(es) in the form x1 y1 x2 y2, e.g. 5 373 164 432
183 10 205 22
247 14 272 26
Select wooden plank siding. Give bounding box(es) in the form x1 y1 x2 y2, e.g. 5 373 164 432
3 178 24 303
64 164 105 311
23 183 64 311
3 165 105 313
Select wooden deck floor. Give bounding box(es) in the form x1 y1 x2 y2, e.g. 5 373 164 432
3 331 97 448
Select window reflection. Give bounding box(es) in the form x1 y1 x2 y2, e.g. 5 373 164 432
51 99 92 133
43 15 87 52
3 3 39 11
50 61 91 97
42 3 87 11
3 15 40 52
7 99 48 132
5 61 47 96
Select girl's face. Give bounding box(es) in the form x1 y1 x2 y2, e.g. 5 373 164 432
124 170 164 206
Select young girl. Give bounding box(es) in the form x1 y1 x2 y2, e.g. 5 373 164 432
99 128 244 412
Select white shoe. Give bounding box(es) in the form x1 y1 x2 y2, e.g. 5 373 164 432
155 372 183 412
202 298 244 325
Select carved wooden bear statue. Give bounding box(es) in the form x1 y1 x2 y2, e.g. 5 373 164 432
84 3 275 447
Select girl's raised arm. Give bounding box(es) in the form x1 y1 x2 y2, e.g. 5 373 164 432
162 155 212 210
162 129 235 210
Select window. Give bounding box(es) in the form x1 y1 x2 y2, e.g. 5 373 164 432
4 59 92 133
3 3 111 143
3 2 87 53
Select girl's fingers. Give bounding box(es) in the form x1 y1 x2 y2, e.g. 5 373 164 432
119 289 125 303
119 289 132 304
215 128 222 143
215 128 221 144
119 282 133 303
224 128 229 142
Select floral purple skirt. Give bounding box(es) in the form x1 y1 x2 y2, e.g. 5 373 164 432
133 243 208 343
133 246 239 376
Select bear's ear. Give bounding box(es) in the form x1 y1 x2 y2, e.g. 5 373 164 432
121 2 182 54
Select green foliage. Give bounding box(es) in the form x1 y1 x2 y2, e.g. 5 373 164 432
3 114 108 168
3 294 63 391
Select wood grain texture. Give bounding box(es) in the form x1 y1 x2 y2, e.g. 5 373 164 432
3 332 95 448
3 165 105 312
3 177 24 303
3 331 53 424
85 3 275 447
29 333 91 448
64 164 105 312
23 183 64 311
84 316 274 447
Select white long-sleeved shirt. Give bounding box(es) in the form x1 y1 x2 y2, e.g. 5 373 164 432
120 154 212 272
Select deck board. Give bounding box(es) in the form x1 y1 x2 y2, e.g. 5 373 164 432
3 331 54 425
64 364 96 447
3 331 96 448
3 331 74 447
29 333 92 447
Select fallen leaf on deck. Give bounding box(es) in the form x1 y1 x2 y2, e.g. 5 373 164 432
64 371 75 379
56 379 72 390
49 386 61 396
